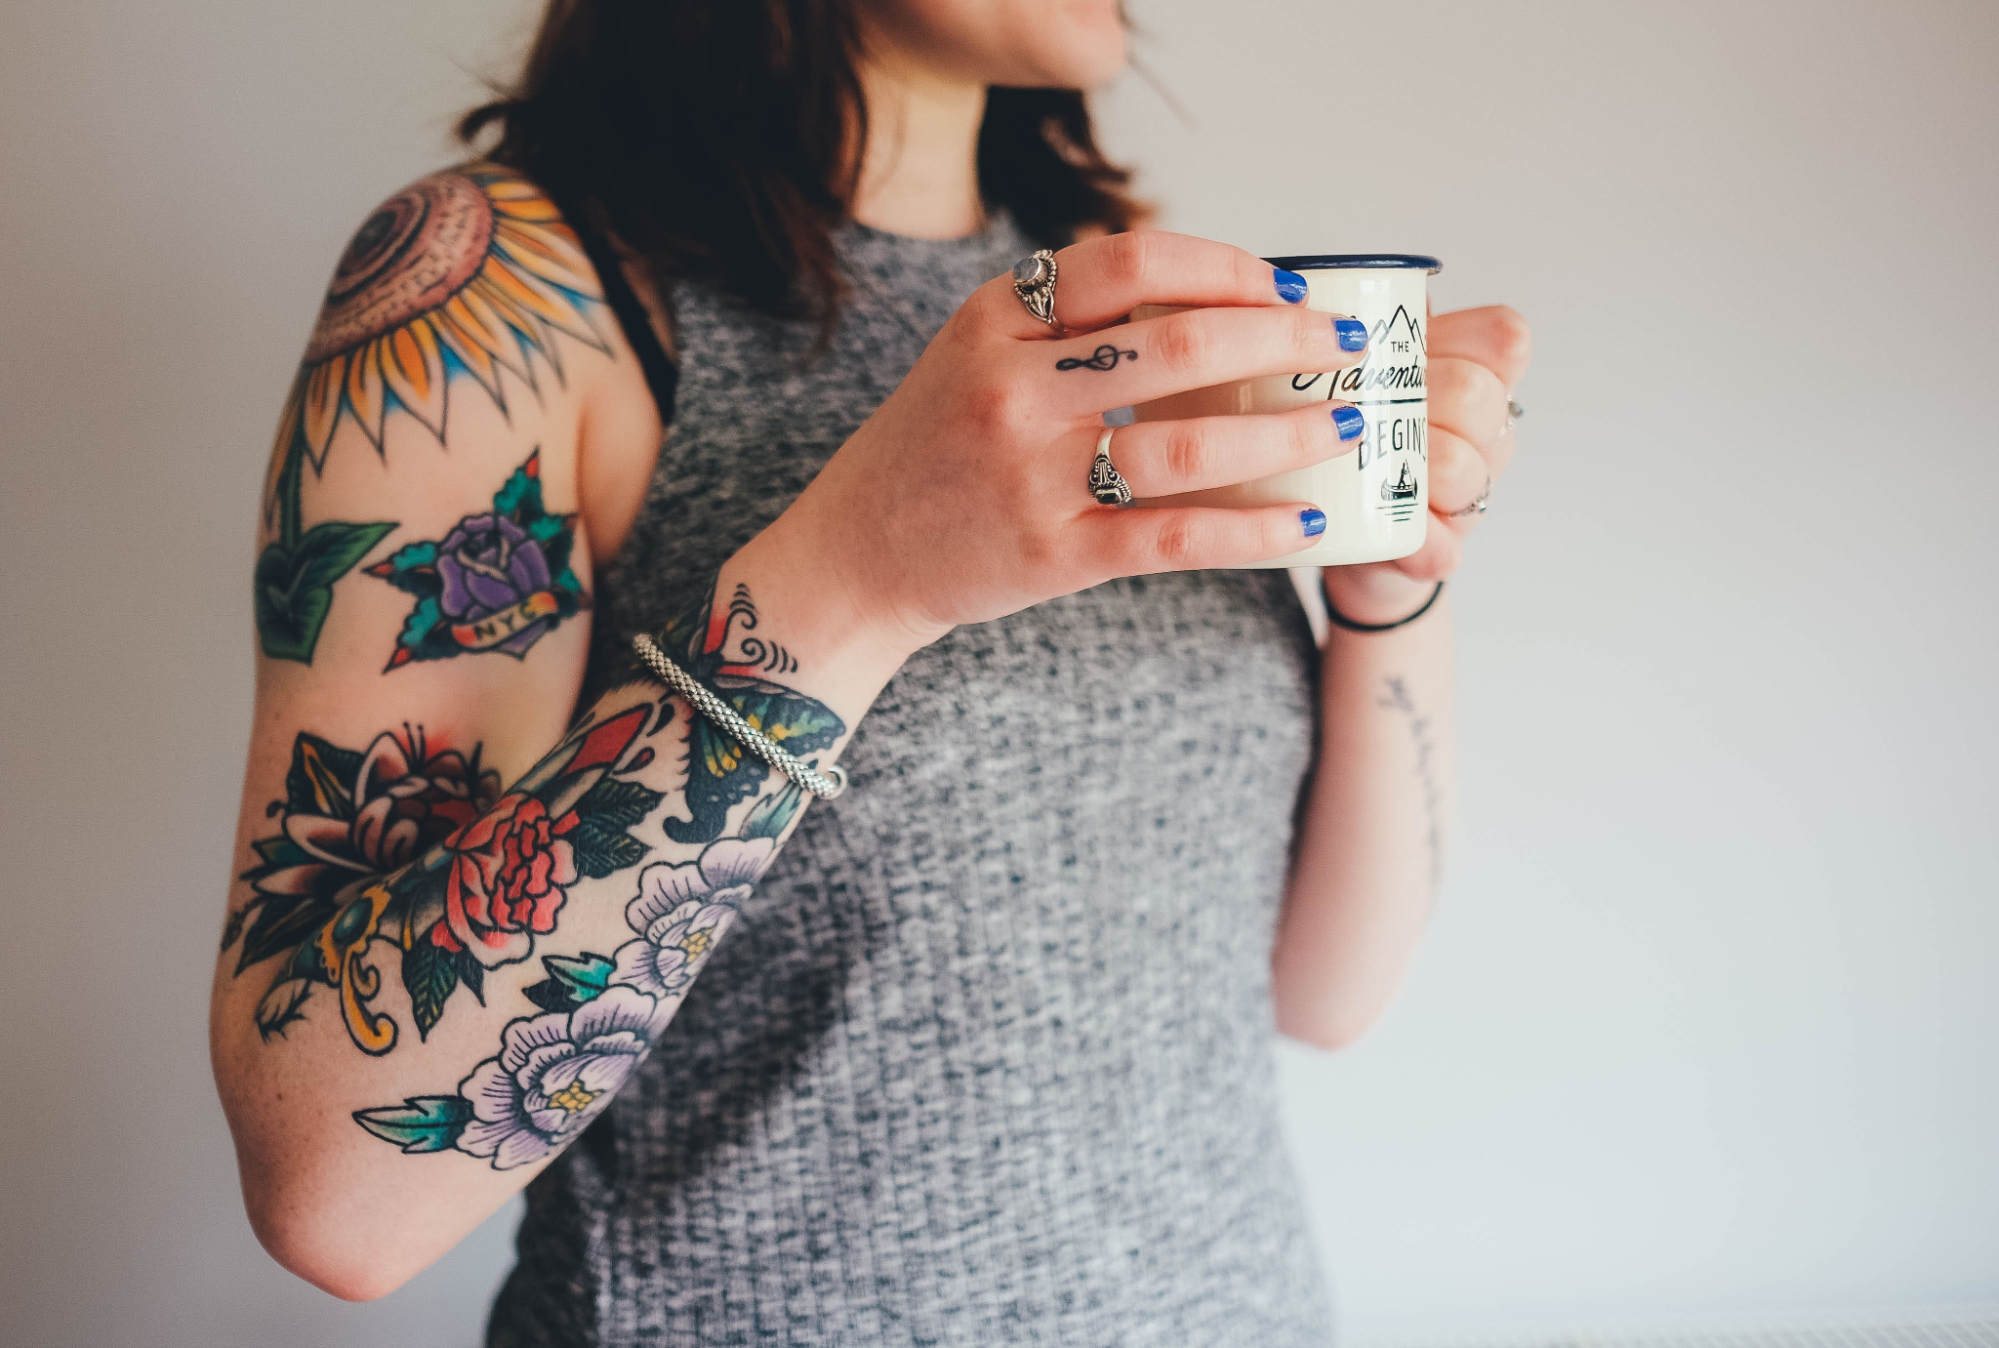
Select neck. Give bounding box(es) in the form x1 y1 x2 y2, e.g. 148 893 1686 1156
850 47 986 239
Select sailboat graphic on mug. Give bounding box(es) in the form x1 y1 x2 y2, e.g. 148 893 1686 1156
1380 460 1420 502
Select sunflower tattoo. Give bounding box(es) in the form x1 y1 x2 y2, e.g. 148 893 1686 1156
256 166 609 665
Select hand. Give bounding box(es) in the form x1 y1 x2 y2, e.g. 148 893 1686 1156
760 233 1373 658
1321 305 1533 624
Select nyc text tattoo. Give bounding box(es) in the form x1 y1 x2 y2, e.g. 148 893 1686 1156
368 451 589 670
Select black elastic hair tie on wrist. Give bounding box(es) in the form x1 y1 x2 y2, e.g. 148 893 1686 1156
1324 580 1446 634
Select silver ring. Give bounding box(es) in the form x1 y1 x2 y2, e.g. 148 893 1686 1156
1447 475 1492 519
1011 249 1061 329
1089 427 1133 506
1505 398 1524 431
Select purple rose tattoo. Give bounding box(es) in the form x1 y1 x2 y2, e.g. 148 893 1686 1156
369 452 588 670
438 514 555 655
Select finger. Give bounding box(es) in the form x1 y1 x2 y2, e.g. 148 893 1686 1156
1387 517 1462 583
1482 421 1516 479
1432 496 1485 540
1084 501 1331 578
1425 427 1490 518
1103 401 1365 498
973 231 1315 341
1428 306 1532 391
1428 356 1510 451
1037 303 1366 417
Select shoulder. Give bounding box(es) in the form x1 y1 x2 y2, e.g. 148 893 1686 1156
284 162 618 464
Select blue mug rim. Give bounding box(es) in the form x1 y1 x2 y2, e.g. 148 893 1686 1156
1266 253 1441 274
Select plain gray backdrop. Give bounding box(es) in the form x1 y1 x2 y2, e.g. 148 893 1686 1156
2 2 1994 1346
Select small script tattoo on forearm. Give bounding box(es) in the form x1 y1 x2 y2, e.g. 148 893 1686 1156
1378 676 1444 896
1055 344 1138 373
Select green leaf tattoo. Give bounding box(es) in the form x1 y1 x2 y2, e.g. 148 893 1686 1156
522 951 617 1014
254 435 395 663
402 938 461 1040
352 1095 474 1154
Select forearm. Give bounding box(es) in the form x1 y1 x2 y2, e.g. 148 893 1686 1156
1272 586 1455 1049
211 538 907 1298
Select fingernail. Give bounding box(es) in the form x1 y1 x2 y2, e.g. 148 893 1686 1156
1300 508 1327 538
1103 405 1135 427
1274 268 1309 304
1334 317 1369 351
1331 405 1365 441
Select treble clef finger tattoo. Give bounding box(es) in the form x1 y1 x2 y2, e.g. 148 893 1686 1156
1055 344 1139 373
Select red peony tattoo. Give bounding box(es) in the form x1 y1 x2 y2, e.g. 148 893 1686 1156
438 793 580 967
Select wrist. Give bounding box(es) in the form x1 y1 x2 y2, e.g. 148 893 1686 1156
722 515 923 707
1321 565 1440 629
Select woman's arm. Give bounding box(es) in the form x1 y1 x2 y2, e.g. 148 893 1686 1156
1274 590 1455 1049
220 554 907 1299
215 212 1378 1297
1273 305 1531 1048
211 165 914 1299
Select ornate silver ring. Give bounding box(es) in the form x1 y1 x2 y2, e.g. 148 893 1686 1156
1447 475 1492 519
1089 427 1133 506
1012 249 1061 329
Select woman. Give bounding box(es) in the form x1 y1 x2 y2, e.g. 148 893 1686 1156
210 0 1529 1342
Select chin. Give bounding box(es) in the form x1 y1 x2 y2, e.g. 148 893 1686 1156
1047 0 1127 86
891 0 1128 90
1036 0 1128 87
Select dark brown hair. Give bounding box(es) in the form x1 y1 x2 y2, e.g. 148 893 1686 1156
460 0 1142 325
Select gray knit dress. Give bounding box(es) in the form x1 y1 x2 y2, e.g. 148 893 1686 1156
488 217 1334 1346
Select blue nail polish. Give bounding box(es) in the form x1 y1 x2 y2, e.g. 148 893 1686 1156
1332 405 1366 441
1334 317 1369 351
1300 508 1327 538
1274 268 1309 304
1103 405 1135 428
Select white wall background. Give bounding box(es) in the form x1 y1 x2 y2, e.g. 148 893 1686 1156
2 2 1993 1346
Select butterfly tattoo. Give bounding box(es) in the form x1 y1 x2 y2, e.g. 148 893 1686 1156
655 582 845 844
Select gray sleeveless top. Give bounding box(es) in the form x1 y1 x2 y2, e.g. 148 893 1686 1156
490 218 1333 1346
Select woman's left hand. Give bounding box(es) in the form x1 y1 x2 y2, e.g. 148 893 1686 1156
1320 305 1532 623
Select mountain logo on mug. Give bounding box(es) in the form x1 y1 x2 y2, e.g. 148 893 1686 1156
1292 306 1425 403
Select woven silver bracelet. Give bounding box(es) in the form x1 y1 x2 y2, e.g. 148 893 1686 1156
631 632 848 799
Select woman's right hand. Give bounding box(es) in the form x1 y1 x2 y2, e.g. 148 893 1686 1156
755 232 1373 662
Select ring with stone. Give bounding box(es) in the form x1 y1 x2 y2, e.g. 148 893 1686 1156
1447 475 1492 518
1088 427 1133 506
1011 249 1061 329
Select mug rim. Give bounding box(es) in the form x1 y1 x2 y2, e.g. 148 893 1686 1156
1265 253 1442 274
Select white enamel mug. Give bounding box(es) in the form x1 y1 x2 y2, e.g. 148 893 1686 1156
1130 253 1441 567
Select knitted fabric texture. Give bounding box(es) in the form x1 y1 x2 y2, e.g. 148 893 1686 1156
490 218 1333 1347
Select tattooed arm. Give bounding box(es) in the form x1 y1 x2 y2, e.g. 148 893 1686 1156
211 168 908 1299
1273 597 1457 1049
1273 304 1529 1049
216 197 1395 1295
